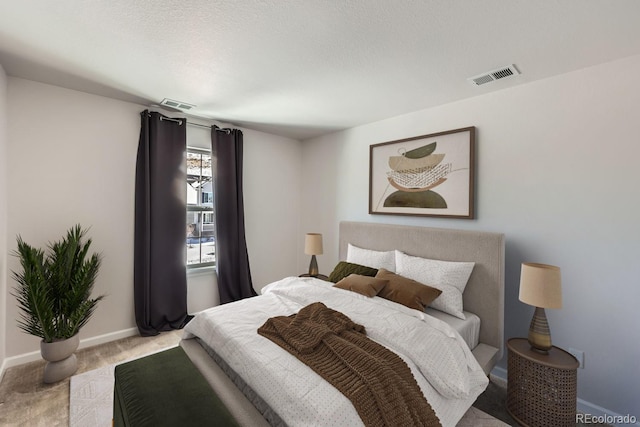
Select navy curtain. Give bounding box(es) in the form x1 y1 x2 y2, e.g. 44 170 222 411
211 126 256 304
134 110 190 335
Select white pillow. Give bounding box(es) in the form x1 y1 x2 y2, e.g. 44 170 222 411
395 251 474 319
346 244 396 272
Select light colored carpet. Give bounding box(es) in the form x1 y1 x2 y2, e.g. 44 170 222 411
0 330 183 427
69 356 509 427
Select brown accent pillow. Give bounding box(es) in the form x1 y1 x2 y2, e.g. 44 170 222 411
334 274 388 297
375 268 442 311
328 261 379 283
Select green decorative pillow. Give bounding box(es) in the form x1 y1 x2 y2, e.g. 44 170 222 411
334 274 388 297
328 261 378 283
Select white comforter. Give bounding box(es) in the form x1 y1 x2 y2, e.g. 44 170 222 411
183 277 488 427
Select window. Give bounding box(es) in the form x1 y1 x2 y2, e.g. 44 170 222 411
186 149 215 268
202 192 213 204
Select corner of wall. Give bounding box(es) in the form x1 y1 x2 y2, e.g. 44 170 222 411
0 63 9 381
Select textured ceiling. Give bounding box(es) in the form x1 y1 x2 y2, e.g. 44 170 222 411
1 0 640 140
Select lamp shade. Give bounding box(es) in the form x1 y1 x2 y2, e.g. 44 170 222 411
304 233 323 255
519 263 562 309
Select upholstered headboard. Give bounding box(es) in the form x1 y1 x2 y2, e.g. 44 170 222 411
338 221 505 374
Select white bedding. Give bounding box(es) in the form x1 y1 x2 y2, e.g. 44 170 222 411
183 276 489 427
424 308 481 350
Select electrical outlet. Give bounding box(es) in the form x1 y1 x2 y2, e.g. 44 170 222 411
568 348 585 369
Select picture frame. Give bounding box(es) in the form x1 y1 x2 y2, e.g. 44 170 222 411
369 126 475 219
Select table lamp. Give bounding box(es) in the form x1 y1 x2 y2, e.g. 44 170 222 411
304 233 323 276
518 262 562 353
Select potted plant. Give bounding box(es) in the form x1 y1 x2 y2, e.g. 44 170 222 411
11 225 104 383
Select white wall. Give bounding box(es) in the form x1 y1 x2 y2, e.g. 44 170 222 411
4 78 300 363
243 128 302 289
6 78 142 358
0 65 8 377
299 55 640 420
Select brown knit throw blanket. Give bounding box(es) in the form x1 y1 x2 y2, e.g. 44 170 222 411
257 302 441 427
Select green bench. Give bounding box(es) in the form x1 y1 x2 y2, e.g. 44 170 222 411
113 346 240 427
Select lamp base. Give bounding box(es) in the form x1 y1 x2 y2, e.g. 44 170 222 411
528 306 552 353
308 255 319 277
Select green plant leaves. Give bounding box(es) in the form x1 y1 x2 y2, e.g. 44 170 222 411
11 225 104 342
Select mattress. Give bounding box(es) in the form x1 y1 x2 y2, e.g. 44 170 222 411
425 308 481 350
192 308 480 425
184 276 489 427
194 337 287 427
186 306 481 427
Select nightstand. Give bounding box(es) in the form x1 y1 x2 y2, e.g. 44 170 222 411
506 338 579 427
298 273 329 281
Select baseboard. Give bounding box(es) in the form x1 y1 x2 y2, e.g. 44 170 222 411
490 367 639 427
0 357 8 385
0 327 139 377
489 366 507 388
77 327 139 351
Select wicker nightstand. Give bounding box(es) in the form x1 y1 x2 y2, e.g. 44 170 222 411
506 338 579 427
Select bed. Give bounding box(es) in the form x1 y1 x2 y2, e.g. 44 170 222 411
180 221 505 427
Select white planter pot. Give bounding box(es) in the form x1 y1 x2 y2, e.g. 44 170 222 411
40 334 79 383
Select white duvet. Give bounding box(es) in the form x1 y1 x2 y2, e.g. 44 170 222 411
183 276 488 427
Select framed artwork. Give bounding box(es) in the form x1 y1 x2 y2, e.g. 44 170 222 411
369 126 475 219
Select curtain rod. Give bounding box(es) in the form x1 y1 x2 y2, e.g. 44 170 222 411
155 114 231 133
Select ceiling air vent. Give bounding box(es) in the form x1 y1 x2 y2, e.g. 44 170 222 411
467 64 520 86
160 98 196 111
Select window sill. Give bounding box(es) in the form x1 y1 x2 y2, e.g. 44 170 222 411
187 265 217 276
